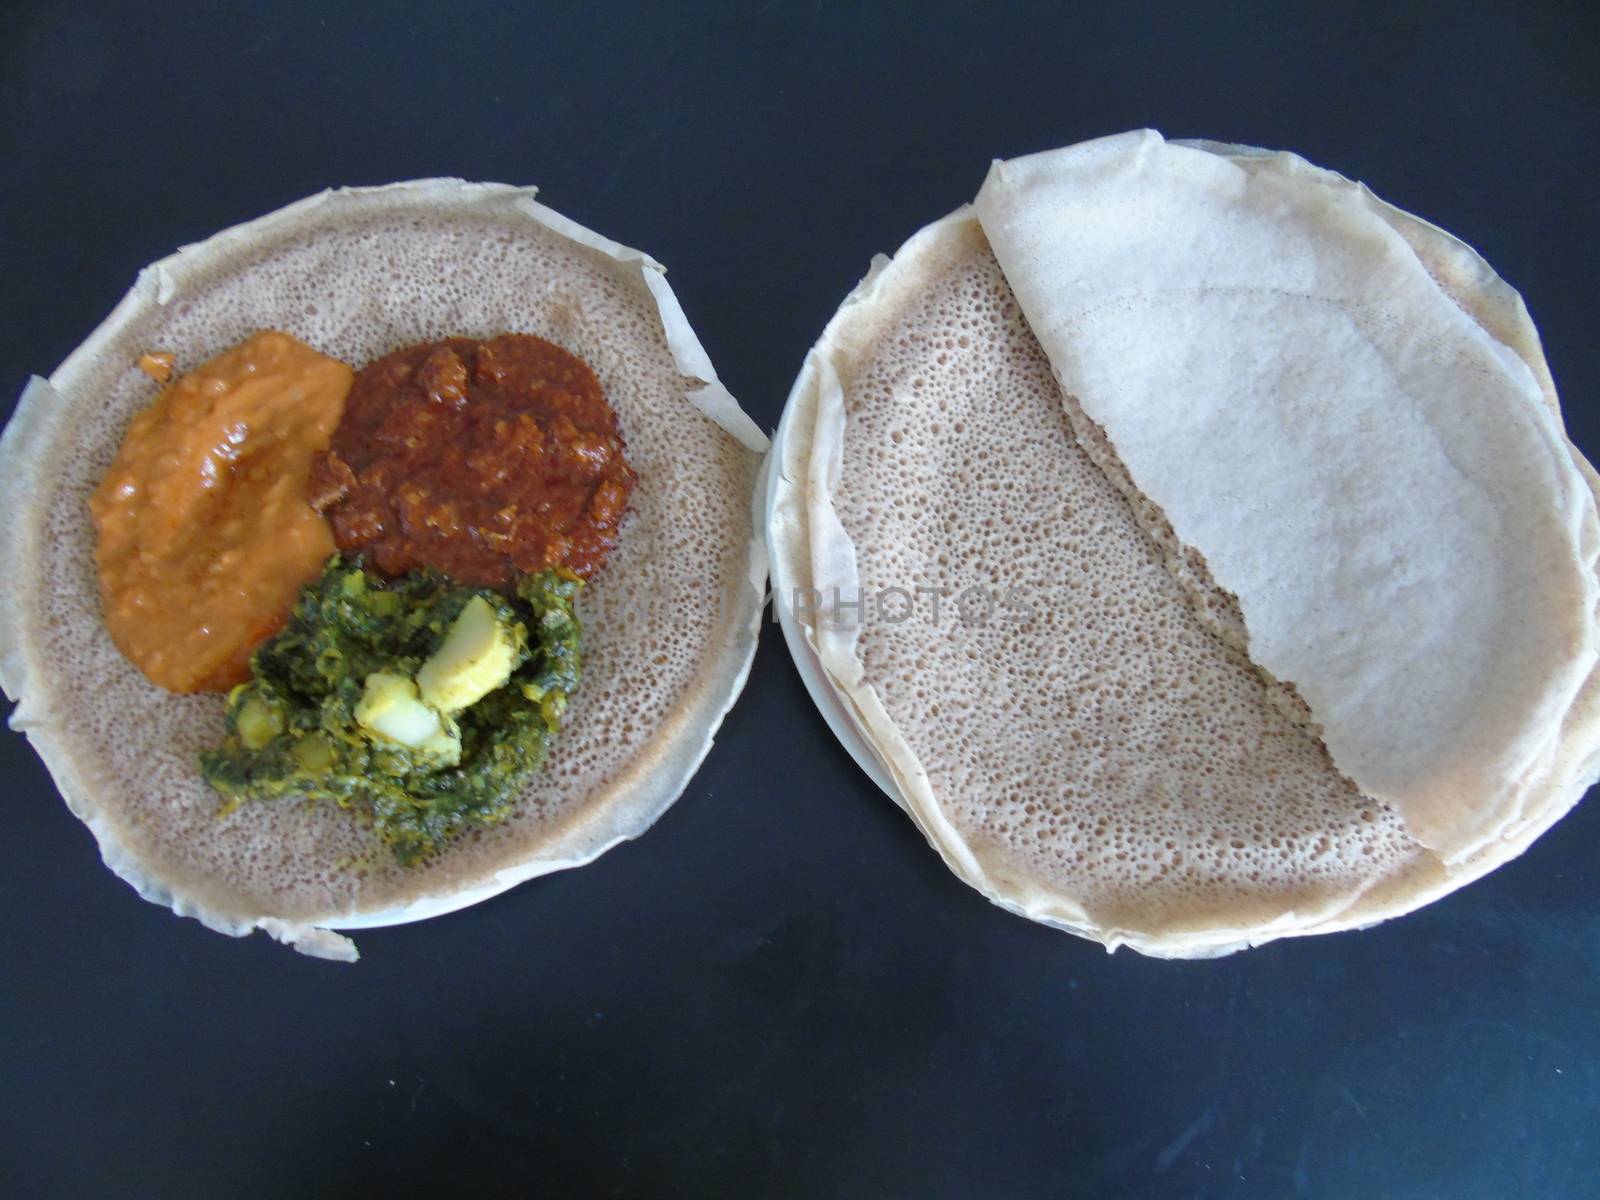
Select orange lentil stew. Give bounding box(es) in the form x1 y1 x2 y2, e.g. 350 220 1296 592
90 331 352 693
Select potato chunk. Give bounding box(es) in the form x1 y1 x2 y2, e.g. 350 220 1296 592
356 672 457 758
235 694 283 750
416 596 516 713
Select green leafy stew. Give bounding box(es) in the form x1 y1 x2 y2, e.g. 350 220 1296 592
201 558 582 865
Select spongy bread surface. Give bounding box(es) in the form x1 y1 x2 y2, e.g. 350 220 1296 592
778 195 1600 955
0 181 766 956
785 212 1433 953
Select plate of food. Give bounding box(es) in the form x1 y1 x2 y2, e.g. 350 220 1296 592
0 181 769 959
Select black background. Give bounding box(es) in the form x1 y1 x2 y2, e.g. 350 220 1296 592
3 3 1597 1197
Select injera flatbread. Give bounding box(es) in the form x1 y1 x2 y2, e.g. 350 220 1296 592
0 181 768 960
975 131 1600 866
772 144 1600 955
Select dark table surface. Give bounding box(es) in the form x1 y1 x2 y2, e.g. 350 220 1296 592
3 3 1597 1197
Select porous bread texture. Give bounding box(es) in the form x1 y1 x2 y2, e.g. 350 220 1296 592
786 211 1432 954
778 204 1600 956
1063 406 1319 738
0 181 767 959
